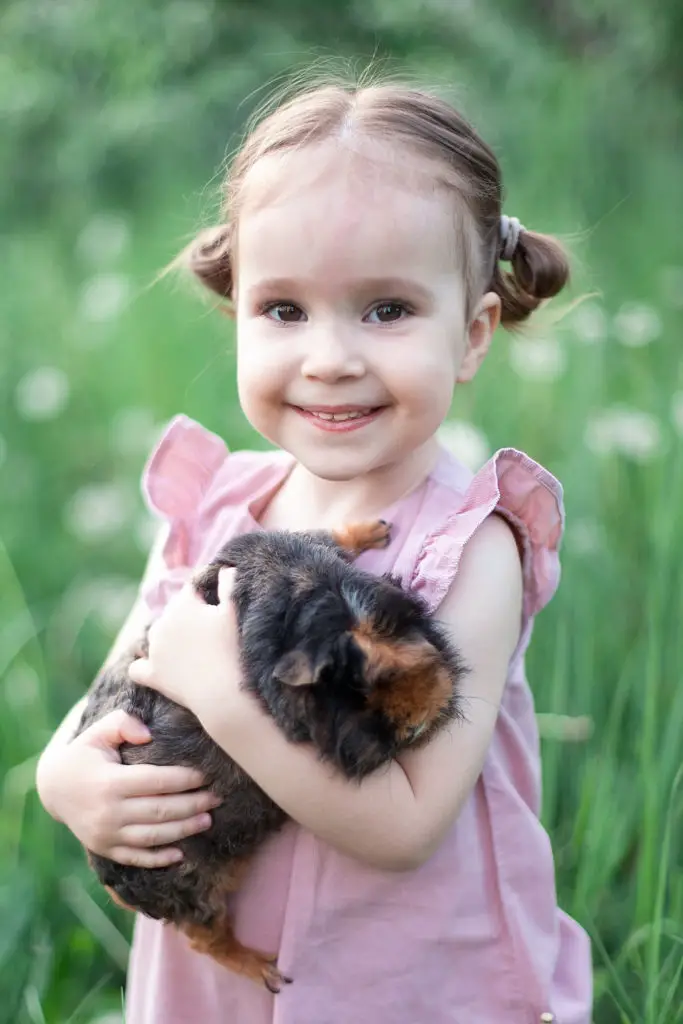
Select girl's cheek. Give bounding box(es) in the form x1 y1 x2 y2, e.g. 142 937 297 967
237 367 283 442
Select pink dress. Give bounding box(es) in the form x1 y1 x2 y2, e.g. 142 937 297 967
125 415 592 1023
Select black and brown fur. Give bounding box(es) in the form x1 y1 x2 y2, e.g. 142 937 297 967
76 520 466 991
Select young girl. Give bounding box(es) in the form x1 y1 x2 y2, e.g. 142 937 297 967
37 79 593 1022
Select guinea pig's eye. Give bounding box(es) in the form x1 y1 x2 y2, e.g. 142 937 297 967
408 722 428 739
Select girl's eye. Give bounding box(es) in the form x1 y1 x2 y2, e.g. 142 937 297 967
365 302 411 325
263 302 306 324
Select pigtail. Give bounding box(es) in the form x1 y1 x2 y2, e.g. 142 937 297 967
181 224 234 301
491 229 570 328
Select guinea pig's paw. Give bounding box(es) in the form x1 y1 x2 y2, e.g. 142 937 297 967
102 885 137 914
367 518 392 548
185 923 293 991
334 519 392 555
261 956 293 994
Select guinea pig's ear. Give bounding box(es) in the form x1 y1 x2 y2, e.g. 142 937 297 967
273 649 331 687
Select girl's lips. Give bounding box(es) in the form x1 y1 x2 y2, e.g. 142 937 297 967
291 406 385 433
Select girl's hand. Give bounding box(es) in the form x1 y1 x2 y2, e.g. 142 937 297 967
128 568 243 721
36 710 221 867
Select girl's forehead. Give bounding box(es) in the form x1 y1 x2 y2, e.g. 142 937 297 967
238 139 452 216
236 142 464 276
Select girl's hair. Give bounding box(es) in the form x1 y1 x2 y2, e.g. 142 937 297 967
181 80 569 328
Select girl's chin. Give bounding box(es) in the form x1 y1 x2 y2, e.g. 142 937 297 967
280 435 387 479
293 452 379 481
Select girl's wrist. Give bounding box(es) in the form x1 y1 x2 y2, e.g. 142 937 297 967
195 676 260 749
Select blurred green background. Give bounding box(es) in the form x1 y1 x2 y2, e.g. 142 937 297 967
1 1 682 1021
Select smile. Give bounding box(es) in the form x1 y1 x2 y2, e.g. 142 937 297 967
292 406 385 432
309 409 371 421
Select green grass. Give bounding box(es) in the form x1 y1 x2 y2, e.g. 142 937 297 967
1 47 682 1024
2 206 682 1024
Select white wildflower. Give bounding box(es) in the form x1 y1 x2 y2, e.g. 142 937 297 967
65 482 134 542
585 406 663 462
76 213 131 265
570 301 607 344
79 273 131 323
613 302 662 347
565 518 603 556
74 577 139 633
437 420 490 470
112 407 161 457
15 366 70 421
509 336 566 382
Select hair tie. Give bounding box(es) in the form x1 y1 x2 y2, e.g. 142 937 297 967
499 215 525 261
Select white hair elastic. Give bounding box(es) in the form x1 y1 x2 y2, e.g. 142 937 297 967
499 215 525 261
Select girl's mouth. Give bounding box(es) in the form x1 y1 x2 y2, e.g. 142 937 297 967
292 406 385 432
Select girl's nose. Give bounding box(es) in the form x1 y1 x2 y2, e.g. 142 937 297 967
300 327 365 383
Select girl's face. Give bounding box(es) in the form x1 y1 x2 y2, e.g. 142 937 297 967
234 142 499 482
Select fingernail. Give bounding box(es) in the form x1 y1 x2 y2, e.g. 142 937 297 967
169 851 183 862
199 814 213 829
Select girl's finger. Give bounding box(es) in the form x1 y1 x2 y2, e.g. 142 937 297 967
107 845 185 869
83 709 151 750
120 812 215 849
116 764 207 797
128 658 154 686
124 790 222 825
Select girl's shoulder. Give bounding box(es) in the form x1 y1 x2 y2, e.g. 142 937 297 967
138 415 293 586
406 445 565 622
141 414 292 524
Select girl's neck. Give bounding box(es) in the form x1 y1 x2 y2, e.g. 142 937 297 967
259 438 441 532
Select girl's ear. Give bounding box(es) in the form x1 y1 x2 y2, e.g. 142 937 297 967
457 292 501 383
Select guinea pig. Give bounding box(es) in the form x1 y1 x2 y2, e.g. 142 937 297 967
76 519 466 991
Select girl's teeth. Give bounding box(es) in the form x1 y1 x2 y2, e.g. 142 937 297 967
312 410 371 421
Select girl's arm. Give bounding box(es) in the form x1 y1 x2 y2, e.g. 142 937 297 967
37 525 166 793
35 590 150 825
37 586 153 799
133 514 523 872
36 526 220 864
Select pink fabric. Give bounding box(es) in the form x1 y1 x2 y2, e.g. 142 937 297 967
125 414 592 1023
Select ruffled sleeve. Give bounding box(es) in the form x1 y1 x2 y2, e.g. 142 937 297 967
411 448 564 621
142 414 228 571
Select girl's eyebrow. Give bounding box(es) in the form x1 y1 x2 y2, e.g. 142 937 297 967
352 278 435 303
246 277 299 297
246 277 435 302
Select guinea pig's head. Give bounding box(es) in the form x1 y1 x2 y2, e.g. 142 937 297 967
267 578 461 779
